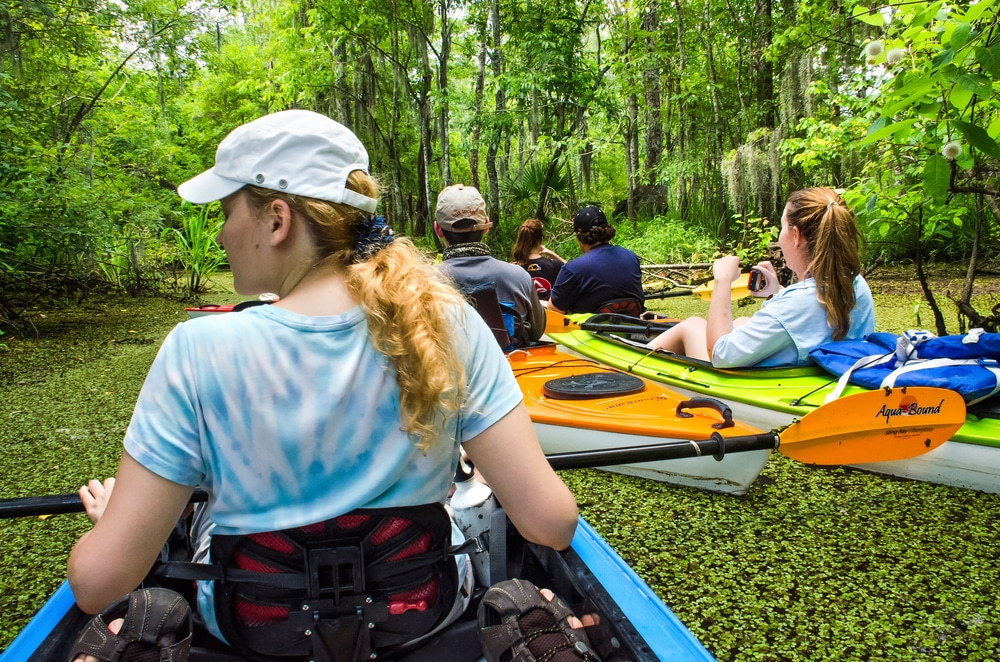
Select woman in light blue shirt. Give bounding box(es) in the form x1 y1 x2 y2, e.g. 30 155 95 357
648 187 875 367
67 110 579 662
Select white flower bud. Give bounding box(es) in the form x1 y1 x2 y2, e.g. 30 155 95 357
942 141 963 161
886 48 906 66
865 40 885 59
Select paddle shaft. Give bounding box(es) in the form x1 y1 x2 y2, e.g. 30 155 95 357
2 435 776 519
546 432 779 470
644 273 754 301
578 321 674 337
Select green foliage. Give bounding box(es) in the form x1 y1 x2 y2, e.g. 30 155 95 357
727 215 779 265
842 1 1000 264
842 175 970 263
615 214 720 265
500 160 570 220
164 203 226 295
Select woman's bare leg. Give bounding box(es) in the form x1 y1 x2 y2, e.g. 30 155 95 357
646 316 710 361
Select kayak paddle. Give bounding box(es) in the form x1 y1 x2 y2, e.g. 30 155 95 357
544 386 966 469
643 272 753 301
0 387 965 518
543 307 677 337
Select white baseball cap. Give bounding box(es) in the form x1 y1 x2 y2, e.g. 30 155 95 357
435 184 492 231
177 109 378 213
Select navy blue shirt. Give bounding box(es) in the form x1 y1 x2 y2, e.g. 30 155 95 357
521 258 563 301
549 244 644 314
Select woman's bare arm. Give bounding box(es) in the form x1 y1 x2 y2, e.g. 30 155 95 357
68 453 194 613
463 403 578 550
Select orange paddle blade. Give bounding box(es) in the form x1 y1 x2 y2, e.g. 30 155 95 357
777 387 966 464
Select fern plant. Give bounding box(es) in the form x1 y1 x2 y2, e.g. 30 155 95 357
165 203 227 295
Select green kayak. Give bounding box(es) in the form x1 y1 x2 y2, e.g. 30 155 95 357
546 312 1000 494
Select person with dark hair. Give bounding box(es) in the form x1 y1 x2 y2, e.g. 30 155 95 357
510 218 566 301
435 185 545 348
546 206 645 315
647 187 875 367
67 111 578 662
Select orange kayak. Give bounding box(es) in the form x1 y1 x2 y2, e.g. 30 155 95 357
510 343 768 495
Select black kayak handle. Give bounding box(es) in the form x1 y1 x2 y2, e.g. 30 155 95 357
676 397 735 429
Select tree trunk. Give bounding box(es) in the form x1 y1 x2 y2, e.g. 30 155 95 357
626 89 638 224
439 0 451 185
487 0 504 227
470 30 487 189
334 40 351 127
703 0 727 230
641 2 662 180
406 12 434 234
530 86 540 151
959 193 985 312
2 6 23 78
533 145 566 223
911 209 948 336
152 19 166 116
673 0 689 218
387 25 407 231
754 0 775 130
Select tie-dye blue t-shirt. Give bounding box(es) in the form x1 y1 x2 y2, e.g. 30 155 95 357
123 302 521 639
126 302 520 530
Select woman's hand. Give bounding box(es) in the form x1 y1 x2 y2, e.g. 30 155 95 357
539 245 566 263
712 255 742 284
750 261 781 298
79 477 115 526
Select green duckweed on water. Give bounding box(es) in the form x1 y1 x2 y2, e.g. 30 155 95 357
2 279 1000 659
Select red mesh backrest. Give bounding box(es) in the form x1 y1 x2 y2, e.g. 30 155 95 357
234 551 280 573
336 514 371 530
597 298 643 317
298 521 325 535
389 578 438 606
387 533 431 562
247 532 294 554
371 517 411 545
235 597 289 628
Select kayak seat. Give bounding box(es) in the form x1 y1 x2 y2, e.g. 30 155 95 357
156 504 459 662
596 298 643 318
465 284 532 350
185 618 486 662
467 285 513 349
968 394 1000 420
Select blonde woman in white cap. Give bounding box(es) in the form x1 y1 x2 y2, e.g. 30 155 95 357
66 110 578 662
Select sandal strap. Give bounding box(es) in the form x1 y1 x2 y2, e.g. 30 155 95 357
478 578 600 662
71 588 193 662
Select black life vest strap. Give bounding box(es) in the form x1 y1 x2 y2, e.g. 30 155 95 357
155 539 479 586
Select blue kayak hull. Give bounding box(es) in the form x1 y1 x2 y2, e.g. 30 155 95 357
2 516 714 662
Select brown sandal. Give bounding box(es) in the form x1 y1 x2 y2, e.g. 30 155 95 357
69 588 192 662
477 578 602 662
